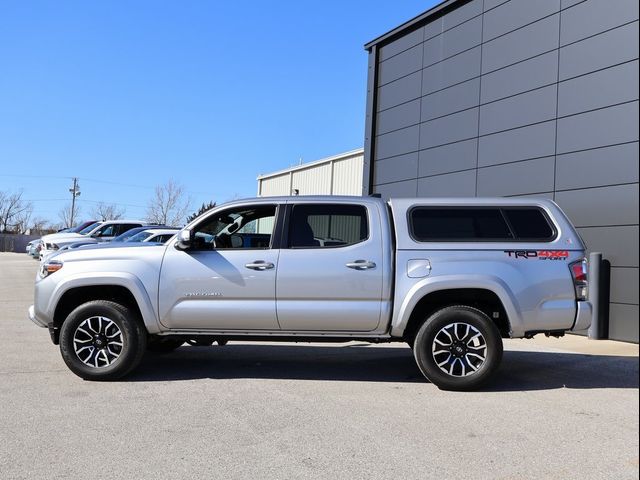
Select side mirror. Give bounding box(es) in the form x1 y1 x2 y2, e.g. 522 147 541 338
175 229 192 251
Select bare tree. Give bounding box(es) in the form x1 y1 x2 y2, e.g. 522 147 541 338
14 204 33 234
91 202 125 221
0 190 34 232
59 202 81 229
146 180 191 226
30 217 50 234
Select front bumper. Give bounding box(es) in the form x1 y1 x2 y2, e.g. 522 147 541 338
571 301 592 331
28 305 48 328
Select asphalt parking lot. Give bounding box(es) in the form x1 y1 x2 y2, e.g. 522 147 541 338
0 252 638 479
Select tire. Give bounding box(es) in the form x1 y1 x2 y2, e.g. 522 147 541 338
59 300 147 381
413 305 503 391
147 336 184 354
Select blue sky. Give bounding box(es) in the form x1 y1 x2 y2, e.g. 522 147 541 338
0 0 437 224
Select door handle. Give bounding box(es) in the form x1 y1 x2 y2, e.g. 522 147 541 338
245 261 275 271
345 260 376 270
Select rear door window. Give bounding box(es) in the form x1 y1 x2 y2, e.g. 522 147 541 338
289 204 368 248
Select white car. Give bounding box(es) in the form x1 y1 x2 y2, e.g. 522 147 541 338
39 220 147 261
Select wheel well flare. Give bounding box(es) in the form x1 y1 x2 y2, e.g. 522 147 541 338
404 288 510 341
53 285 142 328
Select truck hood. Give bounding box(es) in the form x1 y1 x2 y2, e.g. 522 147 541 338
49 242 168 264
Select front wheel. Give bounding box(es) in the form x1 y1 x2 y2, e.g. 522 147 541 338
59 300 147 381
413 305 503 391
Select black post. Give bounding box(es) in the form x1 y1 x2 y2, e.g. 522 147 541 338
598 259 611 340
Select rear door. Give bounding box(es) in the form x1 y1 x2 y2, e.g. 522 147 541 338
275 202 384 331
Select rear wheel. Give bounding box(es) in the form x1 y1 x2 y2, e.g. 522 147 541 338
413 305 503 391
59 300 147 381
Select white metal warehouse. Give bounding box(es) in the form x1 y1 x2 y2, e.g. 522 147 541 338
257 148 364 197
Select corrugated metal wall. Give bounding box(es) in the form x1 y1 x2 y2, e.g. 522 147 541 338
258 173 290 197
292 163 332 195
258 150 364 197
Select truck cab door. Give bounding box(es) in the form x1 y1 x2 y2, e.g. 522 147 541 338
275 202 384 332
158 204 281 331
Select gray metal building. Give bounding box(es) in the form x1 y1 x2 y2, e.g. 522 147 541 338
363 0 639 342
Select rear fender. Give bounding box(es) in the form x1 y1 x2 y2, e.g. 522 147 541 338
391 275 524 337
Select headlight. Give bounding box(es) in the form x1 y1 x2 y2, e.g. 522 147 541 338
40 260 63 278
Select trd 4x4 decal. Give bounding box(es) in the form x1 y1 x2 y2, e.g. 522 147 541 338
504 250 569 260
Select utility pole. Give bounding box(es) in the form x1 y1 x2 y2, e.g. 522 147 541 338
69 178 81 227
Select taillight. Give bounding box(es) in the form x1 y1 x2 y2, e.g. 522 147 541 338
569 258 588 301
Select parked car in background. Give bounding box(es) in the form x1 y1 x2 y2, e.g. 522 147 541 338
27 240 43 259
55 220 99 234
111 225 176 243
126 228 179 244
39 220 147 261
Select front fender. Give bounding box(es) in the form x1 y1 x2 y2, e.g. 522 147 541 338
390 274 524 338
47 272 161 333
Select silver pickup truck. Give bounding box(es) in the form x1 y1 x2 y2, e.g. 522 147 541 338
29 196 591 390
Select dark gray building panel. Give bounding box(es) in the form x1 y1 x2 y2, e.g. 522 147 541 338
442 0 483 30
478 121 556 167
419 139 477 177
421 46 481 94
479 84 557 135
379 27 424 61
555 142 639 190
423 16 482 67
376 99 421 135
378 43 423 85
482 0 560 42
476 157 555 196
557 60 639 117
480 51 558 103
376 70 422 111
609 304 639 343
610 268 640 305
555 184 639 227
481 14 560 73
373 153 418 184
559 22 639 80
375 125 420 160
560 0 639 46
577 226 639 268
421 78 480 121
373 179 417 198
556 101 639 154
419 107 478 148
365 0 640 342
417 170 477 197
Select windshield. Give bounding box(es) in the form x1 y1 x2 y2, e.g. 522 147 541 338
78 222 102 235
127 231 154 242
112 227 143 242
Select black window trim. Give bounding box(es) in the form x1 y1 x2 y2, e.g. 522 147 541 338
284 202 371 250
189 203 282 251
407 205 558 243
